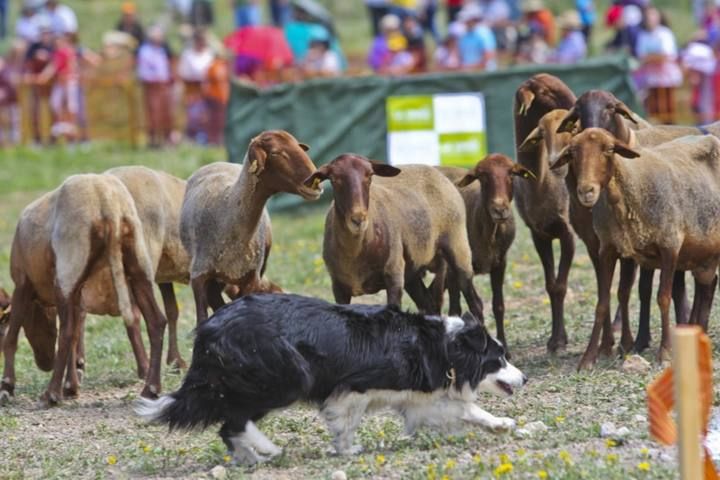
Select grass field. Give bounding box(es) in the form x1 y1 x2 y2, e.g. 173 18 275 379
0 143 714 479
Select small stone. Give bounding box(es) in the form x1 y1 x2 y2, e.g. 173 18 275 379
331 471 347 480
622 355 651 374
210 465 227 479
615 427 631 439
600 422 617 438
515 420 548 438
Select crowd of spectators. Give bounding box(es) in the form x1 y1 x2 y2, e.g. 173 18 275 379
0 0 716 148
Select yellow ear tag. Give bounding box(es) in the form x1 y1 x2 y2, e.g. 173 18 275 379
312 177 321 190
524 170 537 180
249 160 258 173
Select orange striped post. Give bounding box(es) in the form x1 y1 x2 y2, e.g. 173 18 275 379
647 325 717 480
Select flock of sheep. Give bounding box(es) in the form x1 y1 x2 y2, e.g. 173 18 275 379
1 72 719 407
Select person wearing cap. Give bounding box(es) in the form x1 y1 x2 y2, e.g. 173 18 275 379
368 13 401 72
302 32 342 78
521 0 555 45
634 6 682 123
550 10 587 64
23 21 55 144
43 0 78 35
605 4 642 57
682 33 716 124
117 2 145 47
137 25 174 147
457 4 497 71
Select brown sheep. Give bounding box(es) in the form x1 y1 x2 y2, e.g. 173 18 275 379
555 90 699 353
1 174 167 406
552 129 720 368
180 130 321 324
436 154 535 349
304 154 484 321
513 74 577 353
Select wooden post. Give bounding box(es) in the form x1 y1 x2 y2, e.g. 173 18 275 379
673 325 704 480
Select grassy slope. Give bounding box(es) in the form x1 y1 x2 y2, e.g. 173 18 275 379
0 143 706 479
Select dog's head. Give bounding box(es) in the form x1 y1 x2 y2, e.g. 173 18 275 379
445 313 526 399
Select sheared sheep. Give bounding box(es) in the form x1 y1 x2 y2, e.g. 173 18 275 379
1 174 167 405
435 154 535 350
552 129 720 368
513 74 577 353
305 153 484 321
180 130 321 324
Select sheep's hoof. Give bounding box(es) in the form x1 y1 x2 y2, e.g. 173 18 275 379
0 389 11 406
38 390 61 408
656 346 671 364
137 364 149 380
577 355 597 372
619 337 635 356
76 368 84 385
599 342 614 358
166 356 188 370
546 337 568 354
63 382 79 399
140 384 160 400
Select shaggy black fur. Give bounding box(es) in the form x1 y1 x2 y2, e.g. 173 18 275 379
152 294 506 446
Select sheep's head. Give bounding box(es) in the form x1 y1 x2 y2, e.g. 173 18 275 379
556 90 638 136
22 303 57 372
515 74 575 117
551 128 640 208
519 109 574 167
456 153 533 223
246 130 323 200
304 154 401 235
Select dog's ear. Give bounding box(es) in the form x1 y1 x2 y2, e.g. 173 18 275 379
456 323 488 352
461 311 478 326
442 316 465 335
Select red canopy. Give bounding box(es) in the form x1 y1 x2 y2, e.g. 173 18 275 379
223 26 294 69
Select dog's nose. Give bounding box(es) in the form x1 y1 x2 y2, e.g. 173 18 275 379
522 375 528 385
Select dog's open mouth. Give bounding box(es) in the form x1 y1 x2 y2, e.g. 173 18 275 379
496 380 514 396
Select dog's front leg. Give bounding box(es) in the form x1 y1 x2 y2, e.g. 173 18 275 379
321 394 369 455
461 403 516 432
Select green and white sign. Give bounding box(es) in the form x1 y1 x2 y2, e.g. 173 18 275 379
386 93 487 167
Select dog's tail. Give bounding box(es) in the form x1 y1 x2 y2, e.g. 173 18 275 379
134 320 314 431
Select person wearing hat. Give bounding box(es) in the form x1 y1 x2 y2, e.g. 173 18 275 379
368 13 401 72
521 0 555 45
550 10 587 64
43 0 78 35
116 2 145 47
605 4 642 57
682 33 716 125
302 30 342 78
456 4 497 70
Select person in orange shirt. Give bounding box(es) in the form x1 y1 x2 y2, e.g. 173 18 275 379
522 0 556 46
202 49 230 145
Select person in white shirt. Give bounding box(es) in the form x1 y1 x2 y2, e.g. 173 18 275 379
15 4 42 43
302 36 341 78
44 0 78 35
178 30 214 143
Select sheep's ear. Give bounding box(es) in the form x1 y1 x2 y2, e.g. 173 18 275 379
303 165 330 188
556 107 579 133
299 142 310 152
614 102 638 125
456 174 477 188
518 127 542 152
516 89 535 116
511 163 536 180
370 161 401 177
551 146 572 169
612 142 640 159
247 139 267 175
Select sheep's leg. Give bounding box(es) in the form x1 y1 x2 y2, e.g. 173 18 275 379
440 247 483 322
614 258 636 355
635 268 654 353
0 283 35 401
447 274 462 317
530 232 561 352
672 271 689 324
698 275 717 331
554 229 574 350
689 272 717 331
125 305 149 379
656 251 678 363
331 280 352 304
406 276 438 314
384 272 405 308
428 261 447 314
578 245 618 371
63 308 84 399
41 287 82 406
490 261 508 353
158 283 186 369
191 275 210 325
207 279 226 312
75 312 86 383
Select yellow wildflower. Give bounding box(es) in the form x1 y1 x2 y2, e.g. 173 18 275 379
376 454 386 466
427 463 437 480
143 445 151 454
542 298 550 305
499 453 511 464
558 450 572 464
378 430 385 439
555 416 565 424
537 471 548 479
472 454 482 465
637 462 650 471
441 475 450 480
640 447 650 457
516 448 526 457
606 453 618 463
223 455 232 463
513 281 523 289
605 438 617 448
107 455 117 465
445 459 457 470
466 431 476 440
494 463 513 476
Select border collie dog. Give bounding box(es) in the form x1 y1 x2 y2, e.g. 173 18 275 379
136 294 526 464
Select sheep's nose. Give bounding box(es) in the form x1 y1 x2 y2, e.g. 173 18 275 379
489 202 510 221
577 185 598 205
350 213 366 227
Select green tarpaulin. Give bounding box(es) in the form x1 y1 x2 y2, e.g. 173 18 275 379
225 55 639 210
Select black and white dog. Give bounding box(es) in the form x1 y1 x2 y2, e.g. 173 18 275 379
136 294 526 464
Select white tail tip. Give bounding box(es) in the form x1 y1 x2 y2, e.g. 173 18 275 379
134 395 175 422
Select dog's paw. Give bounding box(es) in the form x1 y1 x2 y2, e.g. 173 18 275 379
488 417 516 432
